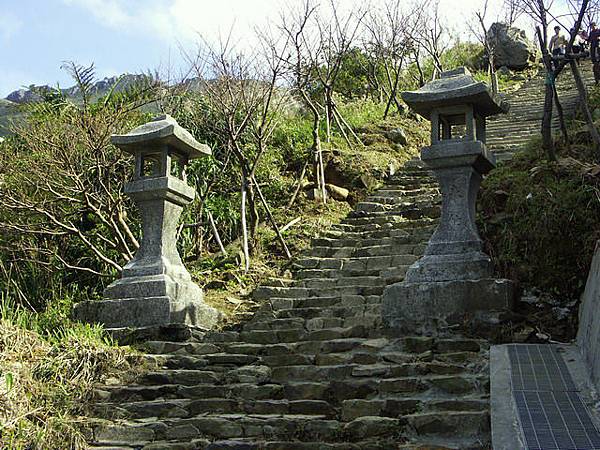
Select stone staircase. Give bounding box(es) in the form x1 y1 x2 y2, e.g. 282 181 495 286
86 168 495 450
487 61 595 162
84 64 596 450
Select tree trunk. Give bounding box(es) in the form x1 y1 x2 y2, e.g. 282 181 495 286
490 64 498 95
310 109 326 204
207 210 227 256
288 159 309 208
325 87 332 143
552 84 569 144
318 141 327 204
247 181 260 240
570 59 600 160
252 176 292 260
542 71 557 161
240 175 250 272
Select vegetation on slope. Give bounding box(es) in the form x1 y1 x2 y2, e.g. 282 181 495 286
0 296 141 449
479 85 600 341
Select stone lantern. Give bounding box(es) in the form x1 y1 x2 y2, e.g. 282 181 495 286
382 68 515 333
75 115 221 331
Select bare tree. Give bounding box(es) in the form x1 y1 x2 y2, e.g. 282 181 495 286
182 33 292 271
311 0 365 144
280 0 328 204
471 0 499 94
503 0 524 26
363 0 425 118
414 0 449 80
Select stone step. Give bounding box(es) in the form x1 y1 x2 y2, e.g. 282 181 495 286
347 207 440 220
266 294 379 310
88 414 409 444
291 266 409 282
138 336 483 359
93 395 489 425
340 215 437 228
353 200 441 215
254 284 386 300
96 368 486 403
294 253 422 269
294 275 386 289
371 185 439 194
310 235 429 249
303 244 421 260
363 194 441 205
331 217 437 231
321 223 435 240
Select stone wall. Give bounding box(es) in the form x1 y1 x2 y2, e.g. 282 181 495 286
577 240 600 388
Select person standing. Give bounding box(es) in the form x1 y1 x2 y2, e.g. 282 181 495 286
549 26 568 57
589 22 600 63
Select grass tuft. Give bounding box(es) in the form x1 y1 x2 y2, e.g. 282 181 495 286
0 295 141 449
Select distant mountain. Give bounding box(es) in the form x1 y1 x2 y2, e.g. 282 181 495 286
4 74 150 105
0 74 151 137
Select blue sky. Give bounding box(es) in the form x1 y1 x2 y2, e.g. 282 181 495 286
0 0 571 98
0 0 282 97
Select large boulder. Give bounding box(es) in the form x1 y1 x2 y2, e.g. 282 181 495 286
487 22 537 70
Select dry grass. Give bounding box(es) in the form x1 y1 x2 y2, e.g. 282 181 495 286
0 300 142 449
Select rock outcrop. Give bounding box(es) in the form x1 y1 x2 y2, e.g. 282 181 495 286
4 74 149 105
5 87 44 104
487 22 537 70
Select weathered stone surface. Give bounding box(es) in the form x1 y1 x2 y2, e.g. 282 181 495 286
488 22 536 70
94 424 155 445
343 416 402 439
382 278 514 334
578 240 600 389
403 141 495 283
342 400 385 421
385 128 408 145
326 184 350 201
385 70 515 334
401 67 507 118
83 160 498 449
207 441 258 450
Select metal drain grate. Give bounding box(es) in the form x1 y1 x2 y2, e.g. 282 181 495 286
508 345 576 392
507 344 600 450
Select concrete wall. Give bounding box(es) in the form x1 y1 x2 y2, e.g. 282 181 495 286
577 240 600 389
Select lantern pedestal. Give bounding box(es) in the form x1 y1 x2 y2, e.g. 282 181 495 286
405 140 495 283
74 115 221 333
382 141 515 334
382 68 515 334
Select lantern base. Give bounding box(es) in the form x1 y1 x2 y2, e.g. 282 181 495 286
382 278 515 335
405 252 494 283
74 274 221 330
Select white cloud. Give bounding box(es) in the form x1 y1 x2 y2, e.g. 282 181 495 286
62 0 130 27
0 12 23 42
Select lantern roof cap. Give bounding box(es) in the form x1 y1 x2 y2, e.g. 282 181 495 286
111 114 212 158
401 67 508 119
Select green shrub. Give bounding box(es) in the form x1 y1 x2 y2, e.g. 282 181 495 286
479 148 600 301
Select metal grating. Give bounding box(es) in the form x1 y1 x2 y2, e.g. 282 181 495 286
507 344 600 450
508 345 577 392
